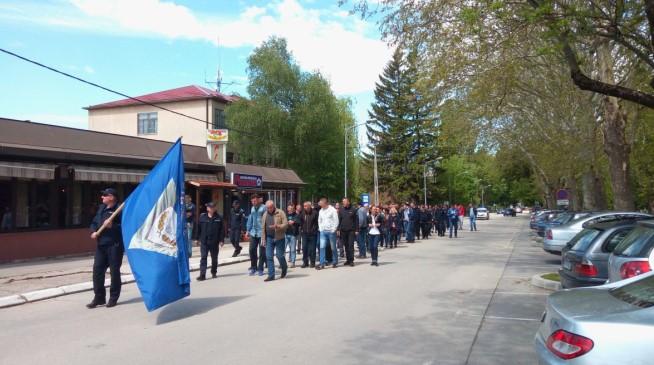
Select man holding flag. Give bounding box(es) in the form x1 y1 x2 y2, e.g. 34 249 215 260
87 188 124 309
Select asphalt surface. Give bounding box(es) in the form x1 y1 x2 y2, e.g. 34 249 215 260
0 215 559 365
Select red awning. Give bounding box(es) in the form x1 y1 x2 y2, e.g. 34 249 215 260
188 180 236 189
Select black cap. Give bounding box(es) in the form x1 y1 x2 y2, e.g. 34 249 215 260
205 202 216 208
101 188 118 197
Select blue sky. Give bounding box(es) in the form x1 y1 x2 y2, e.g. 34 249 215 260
0 0 391 144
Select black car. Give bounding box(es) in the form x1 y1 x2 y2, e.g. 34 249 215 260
559 220 637 289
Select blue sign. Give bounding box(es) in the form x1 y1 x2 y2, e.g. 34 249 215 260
360 193 370 204
231 172 263 189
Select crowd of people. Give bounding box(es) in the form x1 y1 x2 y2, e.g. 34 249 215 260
194 194 483 282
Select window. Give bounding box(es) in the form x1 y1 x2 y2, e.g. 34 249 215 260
610 274 654 308
137 112 157 135
569 229 601 252
603 228 633 253
613 226 654 257
213 108 226 129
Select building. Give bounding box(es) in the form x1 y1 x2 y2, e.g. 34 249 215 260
0 117 304 262
86 85 235 147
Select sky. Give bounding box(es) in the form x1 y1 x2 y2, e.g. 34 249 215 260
0 0 392 144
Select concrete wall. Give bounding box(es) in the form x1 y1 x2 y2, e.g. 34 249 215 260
0 228 95 262
88 99 227 147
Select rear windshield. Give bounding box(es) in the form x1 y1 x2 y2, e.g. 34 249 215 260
610 275 654 308
612 226 654 257
553 213 572 224
478 208 487 212
568 229 601 251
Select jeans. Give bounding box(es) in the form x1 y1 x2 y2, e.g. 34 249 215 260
285 234 297 264
249 236 266 272
406 221 415 241
459 216 464 229
92 242 124 301
199 241 218 277
357 228 368 257
384 229 391 247
368 234 380 263
449 219 458 238
265 236 287 279
186 223 193 258
302 233 317 266
319 231 338 266
340 230 355 263
470 217 477 231
402 221 409 239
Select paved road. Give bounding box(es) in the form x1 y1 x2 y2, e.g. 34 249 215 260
0 215 558 365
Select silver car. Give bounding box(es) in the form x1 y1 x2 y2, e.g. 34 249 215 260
535 271 654 364
543 212 652 255
607 220 654 283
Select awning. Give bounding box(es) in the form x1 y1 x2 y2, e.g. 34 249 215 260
72 165 148 183
188 180 236 189
186 172 220 182
0 161 56 180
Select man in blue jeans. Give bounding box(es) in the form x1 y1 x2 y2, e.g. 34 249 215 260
246 194 266 276
317 197 339 270
261 200 288 282
468 203 478 231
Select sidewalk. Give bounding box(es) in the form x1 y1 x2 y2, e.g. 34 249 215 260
0 242 250 307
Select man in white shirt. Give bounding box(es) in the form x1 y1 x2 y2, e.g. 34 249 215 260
317 197 339 270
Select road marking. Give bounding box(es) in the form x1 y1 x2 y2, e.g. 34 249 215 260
481 315 540 322
493 291 549 296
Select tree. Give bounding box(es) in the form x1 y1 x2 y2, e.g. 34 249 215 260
226 37 358 199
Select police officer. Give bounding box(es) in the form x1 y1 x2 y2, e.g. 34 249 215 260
197 202 224 281
87 188 124 309
228 200 246 257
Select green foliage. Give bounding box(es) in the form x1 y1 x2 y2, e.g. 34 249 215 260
226 37 358 200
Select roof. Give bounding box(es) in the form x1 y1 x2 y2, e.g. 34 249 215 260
226 163 305 186
0 117 220 170
85 85 237 110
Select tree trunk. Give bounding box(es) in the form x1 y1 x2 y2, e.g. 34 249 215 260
597 41 635 210
567 175 580 211
582 166 607 210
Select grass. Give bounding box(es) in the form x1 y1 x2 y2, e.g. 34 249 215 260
541 273 560 282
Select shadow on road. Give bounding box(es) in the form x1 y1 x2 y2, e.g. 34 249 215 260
156 296 249 325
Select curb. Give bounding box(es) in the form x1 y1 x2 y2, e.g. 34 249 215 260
0 256 250 309
531 273 561 291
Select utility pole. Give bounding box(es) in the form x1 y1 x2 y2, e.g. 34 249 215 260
423 164 428 206
373 145 379 206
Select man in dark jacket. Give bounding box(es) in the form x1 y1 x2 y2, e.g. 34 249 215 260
87 188 124 309
420 207 432 239
228 200 245 257
298 201 319 268
337 198 358 267
197 202 224 281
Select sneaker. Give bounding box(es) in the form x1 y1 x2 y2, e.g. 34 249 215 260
106 298 118 308
248 269 255 276
257 270 264 276
86 298 106 309
315 265 324 270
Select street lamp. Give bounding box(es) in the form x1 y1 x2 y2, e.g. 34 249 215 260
344 122 368 199
480 184 492 207
423 157 443 205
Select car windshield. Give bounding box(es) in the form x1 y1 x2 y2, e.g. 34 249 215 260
567 229 601 251
610 274 654 308
478 208 487 212
612 226 654 257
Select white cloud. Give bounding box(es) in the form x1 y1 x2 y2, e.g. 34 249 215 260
52 0 392 95
83 65 95 74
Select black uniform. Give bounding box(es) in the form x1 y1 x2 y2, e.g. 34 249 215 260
337 205 358 265
90 203 124 303
420 209 432 239
198 212 224 278
299 208 319 267
437 208 448 237
229 207 246 254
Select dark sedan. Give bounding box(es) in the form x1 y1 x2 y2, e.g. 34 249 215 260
560 220 637 289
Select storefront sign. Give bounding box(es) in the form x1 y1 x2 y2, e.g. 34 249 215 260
206 143 226 165
207 129 228 142
231 173 263 189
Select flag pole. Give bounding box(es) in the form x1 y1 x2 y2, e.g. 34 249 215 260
93 202 125 236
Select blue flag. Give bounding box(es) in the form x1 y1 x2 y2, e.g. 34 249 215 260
121 139 190 311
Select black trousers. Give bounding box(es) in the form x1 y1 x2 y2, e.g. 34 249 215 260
414 221 421 239
438 221 446 236
200 241 219 276
421 223 430 239
340 230 355 264
92 242 124 301
229 229 241 250
302 234 317 266
390 230 399 247
248 236 266 271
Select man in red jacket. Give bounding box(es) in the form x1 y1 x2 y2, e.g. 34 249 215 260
457 204 465 230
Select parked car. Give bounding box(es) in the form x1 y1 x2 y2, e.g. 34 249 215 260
607 219 654 283
543 212 652 255
535 271 654 364
503 208 516 217
515 207 523 213
476 207 489 220
536 211 593 237
559 220 637 289
530 210 561 230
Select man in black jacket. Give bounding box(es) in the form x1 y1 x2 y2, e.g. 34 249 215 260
337 198 358 266
87 188 123 309
197 202 224 281
298 201 318 268
228 200 245 257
